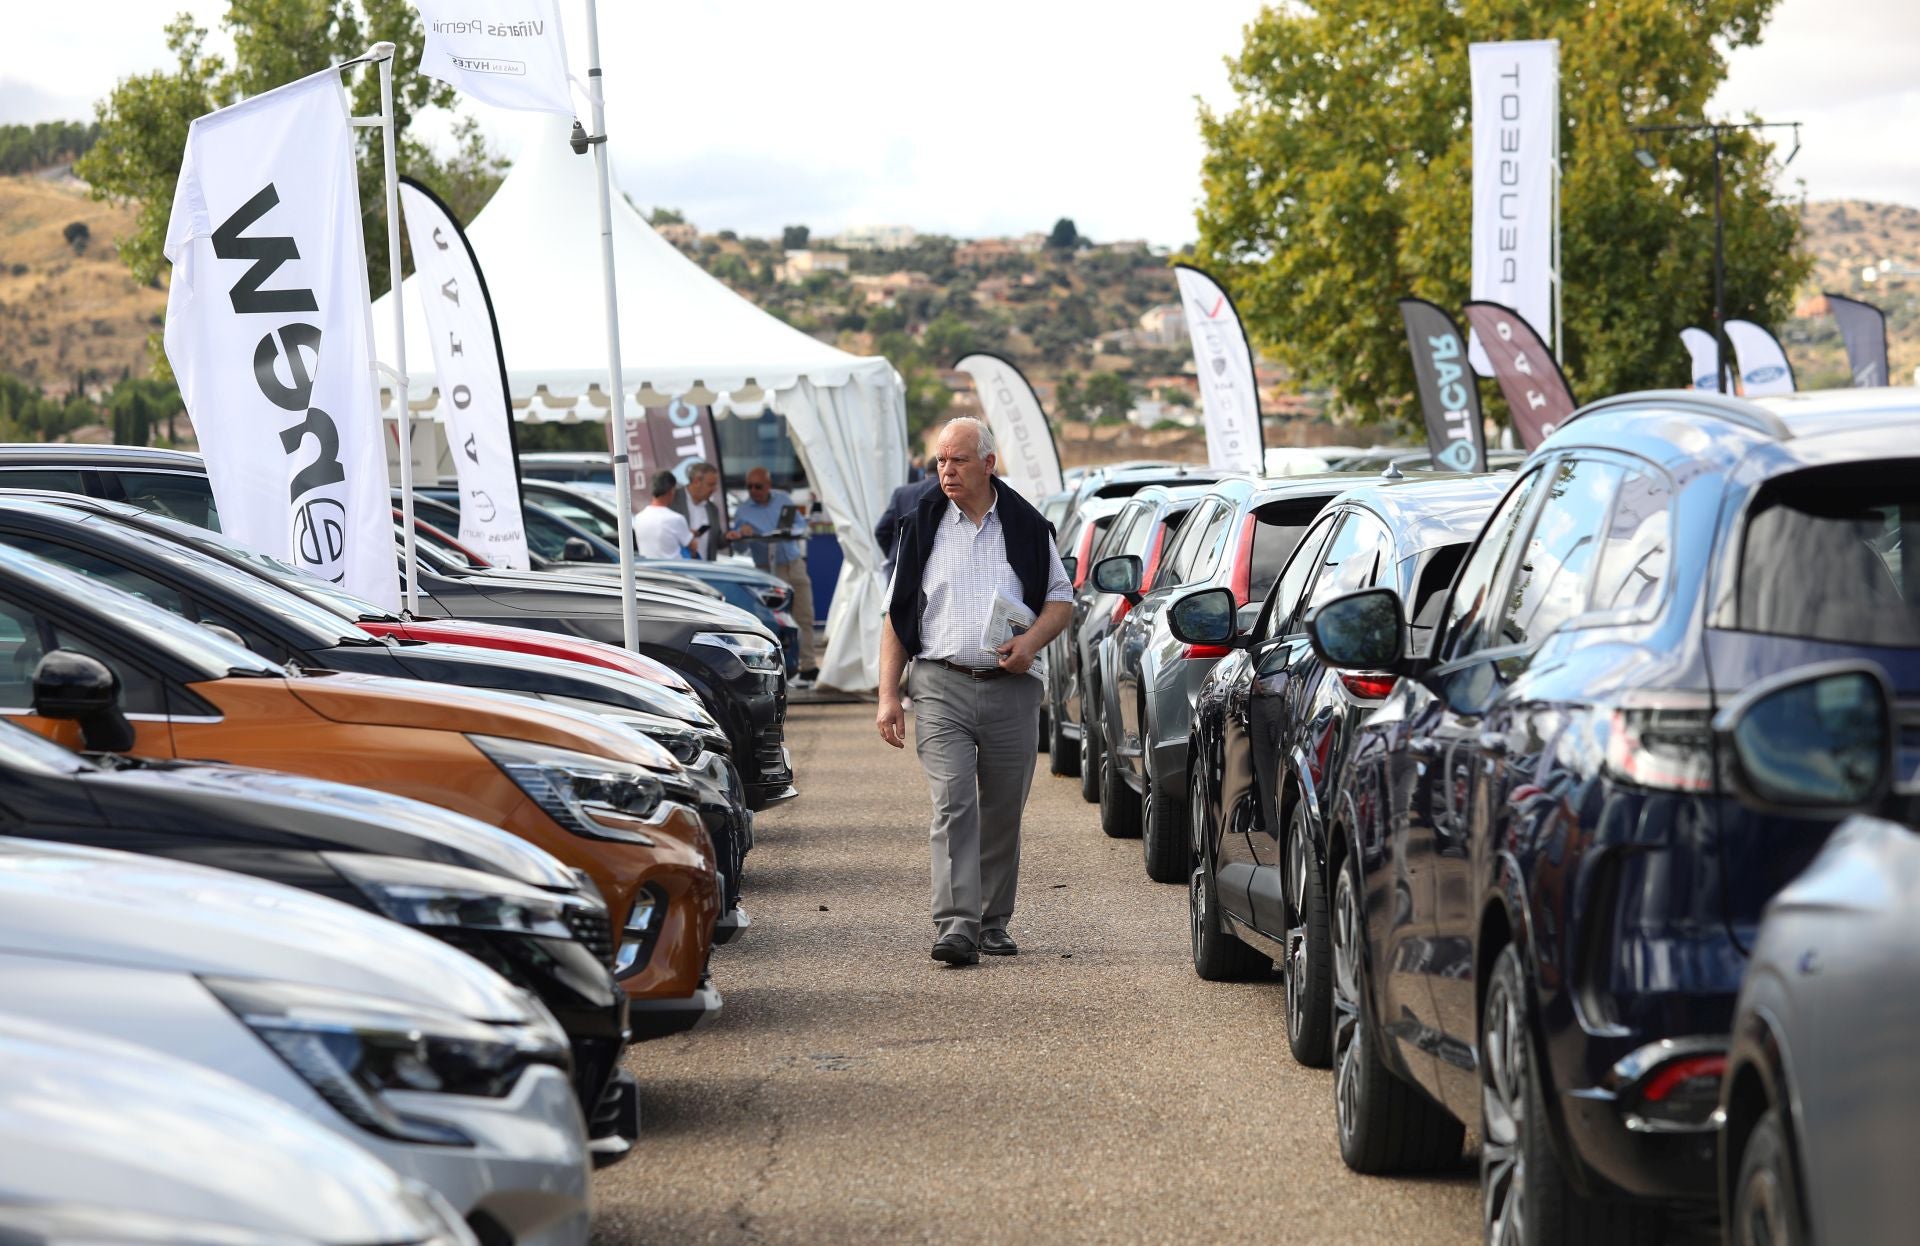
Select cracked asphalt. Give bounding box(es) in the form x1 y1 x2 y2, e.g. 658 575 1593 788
591 702 1478 1244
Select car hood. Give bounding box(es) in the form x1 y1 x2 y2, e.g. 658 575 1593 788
378 616 694 692
77 759 576 890
388 641 714 727
459 570 769 634
0 840 533 1023
0 1016 442 1245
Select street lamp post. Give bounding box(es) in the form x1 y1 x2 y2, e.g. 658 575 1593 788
1634 119 1801 394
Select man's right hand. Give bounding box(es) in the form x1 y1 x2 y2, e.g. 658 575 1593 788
876 695 906 749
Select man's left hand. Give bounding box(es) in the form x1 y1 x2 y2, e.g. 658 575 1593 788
995 634 1040 676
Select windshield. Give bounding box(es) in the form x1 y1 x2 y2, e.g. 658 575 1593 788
533 490 620 542
1737 465 1919 648
0 716 92 776
128 509 397 623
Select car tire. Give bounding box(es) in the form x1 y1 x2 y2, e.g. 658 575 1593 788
1332 853 1463 1174
1732 1108 1806 1246
1079 713 1101 804
1099 745 1142 839
1141 759 1187 884
1048 702 1078 777
1481 942 1667 1245
1282 799 1332 1067
1189 767 1268 982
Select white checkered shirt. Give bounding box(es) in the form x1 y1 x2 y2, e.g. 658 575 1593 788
900 495 1073 680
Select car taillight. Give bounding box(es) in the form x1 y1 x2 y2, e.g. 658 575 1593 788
1181 643 1232 660
1339 673 1398 700
1626 1052 1726 1132
1604 694 1716 792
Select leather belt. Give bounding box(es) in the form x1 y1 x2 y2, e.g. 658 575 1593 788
925 657 1009 681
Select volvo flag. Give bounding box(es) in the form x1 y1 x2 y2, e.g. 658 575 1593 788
1680 327 1723 391
164 68 398 610
1725 320 1796 396
398 177 528 570
1461 301 1577 450
416 0 573 115
1399 299 1486 473
1469 40 1559 376
1174 264 1264 474
1824 294 1889 387
954 353 1063 503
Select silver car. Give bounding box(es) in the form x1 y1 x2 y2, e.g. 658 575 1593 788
0 840 591 1246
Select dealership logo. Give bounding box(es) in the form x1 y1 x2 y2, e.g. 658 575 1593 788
1745 365 1787 386
292 498 347 581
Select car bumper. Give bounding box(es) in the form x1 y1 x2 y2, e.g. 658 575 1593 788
628 981 723 1041
1560 1073 1720 1204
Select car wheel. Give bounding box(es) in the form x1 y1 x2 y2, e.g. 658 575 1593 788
1141 752 1187 884
1282 799 1332 1067
1732 1108 1806 1246
1099 744 1142 839
1079 714 1101 804
1048 700 1078 777
1189 768 1267 982
1481 943 1666 1245
1331 853 1463 1174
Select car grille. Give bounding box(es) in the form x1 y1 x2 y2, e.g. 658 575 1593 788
563 903 615 964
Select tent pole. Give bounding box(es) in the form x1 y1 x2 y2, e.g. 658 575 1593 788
582 0 638 651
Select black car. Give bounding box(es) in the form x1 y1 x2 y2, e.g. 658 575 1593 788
1168 474 1506 1069
1304 389 1919 1241
0 714 639 1161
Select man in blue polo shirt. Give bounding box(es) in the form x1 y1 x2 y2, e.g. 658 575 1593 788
727 465 817 683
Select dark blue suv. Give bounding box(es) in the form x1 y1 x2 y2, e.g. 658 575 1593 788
1304 389 1920 1242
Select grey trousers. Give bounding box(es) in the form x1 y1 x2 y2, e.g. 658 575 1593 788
908 660 1043 944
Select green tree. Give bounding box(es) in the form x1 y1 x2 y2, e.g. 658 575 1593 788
1053 372 1086 436
648 206 685 225
1191 0 1808 427
921 312 978 365
1082 371 1134 426
782 224 810 250
1048 217 1080 251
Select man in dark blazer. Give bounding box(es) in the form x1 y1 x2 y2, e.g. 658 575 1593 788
873 475 938 581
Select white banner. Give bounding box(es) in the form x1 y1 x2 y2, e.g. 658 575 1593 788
164 68 398 610
1469 40 1559 375
397 180 529 569
1174 265 1263 474
416 0 573 115
1725 320 1796 396
953 353 1063 503
1680 326 1722 391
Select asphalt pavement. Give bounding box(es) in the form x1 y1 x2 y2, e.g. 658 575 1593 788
593 701 1478 1244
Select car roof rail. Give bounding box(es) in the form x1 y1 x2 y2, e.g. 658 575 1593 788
1556 389 1793 441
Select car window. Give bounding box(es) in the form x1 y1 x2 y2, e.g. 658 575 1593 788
1191 501 1240 584
1493 458 1624 652
1157 501 1226 590
0 468 88 496
1305 510 1393 613
1737 465 1919 648
1144 506 1194 580
1443 469 1545 662
1247 500 1331 603
1590 469 1672 615
0 599 46 710
1259 514 1337 641
533 491 619 543
1117 505 1158 560
48 627 168 714
0 536 190 617
108 472 221 531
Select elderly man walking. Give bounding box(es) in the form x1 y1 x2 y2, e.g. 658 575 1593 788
876 417 1073 965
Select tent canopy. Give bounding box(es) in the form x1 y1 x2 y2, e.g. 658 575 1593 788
372 120 905 690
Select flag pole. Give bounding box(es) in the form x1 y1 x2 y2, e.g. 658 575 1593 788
579 0 639 651
373 44 419 614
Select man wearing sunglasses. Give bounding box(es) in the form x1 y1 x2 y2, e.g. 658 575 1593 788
727 466 817 684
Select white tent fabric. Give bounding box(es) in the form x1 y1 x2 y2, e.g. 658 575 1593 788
371 120 906 691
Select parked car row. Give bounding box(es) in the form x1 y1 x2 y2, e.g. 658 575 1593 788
1052 389 1920 1245
0 443 800 1244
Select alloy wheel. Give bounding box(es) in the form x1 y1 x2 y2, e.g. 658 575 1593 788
1736 1168 1786 1246
1284 818 1312 1047
1188 779 1209 962
1480 956 1530 1246
1331 865 1364 1148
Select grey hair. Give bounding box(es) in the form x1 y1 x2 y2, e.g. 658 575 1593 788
940 416 995 459
685 460 717 480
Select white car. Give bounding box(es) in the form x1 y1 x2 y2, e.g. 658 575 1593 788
0 840 591 1246
0 1014 475 1246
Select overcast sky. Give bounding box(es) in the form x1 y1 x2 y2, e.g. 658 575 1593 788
3 1 1916 246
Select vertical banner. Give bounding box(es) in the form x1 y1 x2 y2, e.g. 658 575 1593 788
609 399 723 502
397 177 528 570
1173 263 1264 474
163 68 398 610
1461 301 1577 450
1680 327 1723 391
1725 320 1796 396
1824 294 1889 387
1469 40 1559 374
953 352 1064 502
1398 299 1486 473
416 0 574 114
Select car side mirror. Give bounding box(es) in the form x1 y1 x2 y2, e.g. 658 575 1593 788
1167 587 1238 647
1305 588 1406 671
561 537 596 562
1092 555 1142 604
1713 662 1895 816
32 650 135 753
1060 555 1077 583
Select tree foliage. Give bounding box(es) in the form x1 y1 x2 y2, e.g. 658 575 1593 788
782 224 811 250
1191 0 1809 426
0 121 99 174
1048 217 1080 251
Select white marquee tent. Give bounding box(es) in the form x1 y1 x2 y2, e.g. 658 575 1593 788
372 120 906 692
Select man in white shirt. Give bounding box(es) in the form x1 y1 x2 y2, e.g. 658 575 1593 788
633 470 695 559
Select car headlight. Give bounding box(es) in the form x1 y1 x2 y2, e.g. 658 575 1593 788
692 630 783 673
324 852 576 940
203 976 569 1146
754 584 793 610
469 734 664 844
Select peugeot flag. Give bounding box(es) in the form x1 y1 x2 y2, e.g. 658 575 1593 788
398 177 529 570
1725 320 1796 396
1680 327 1723 391
1461 301 1577 450
1174 264 1264 474
1399 299 1486 473
954 353 1064 503
1468 40 1559 376
1824 294 1889 387
416 0 574 115
164 67 398 610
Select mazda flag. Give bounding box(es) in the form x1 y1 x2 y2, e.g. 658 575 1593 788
1824 294 1889 387
954 353 1064 503
1399 299 1486 473
415 0 573 115
1461 301 1577 450
1725 320 1796 396
164 68 398 609
1680 327 1723 391
1174 264 1264 474
1469 40 1559 376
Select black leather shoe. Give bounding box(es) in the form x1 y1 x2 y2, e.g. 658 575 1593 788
980 928 1018 957
930 934 978 965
